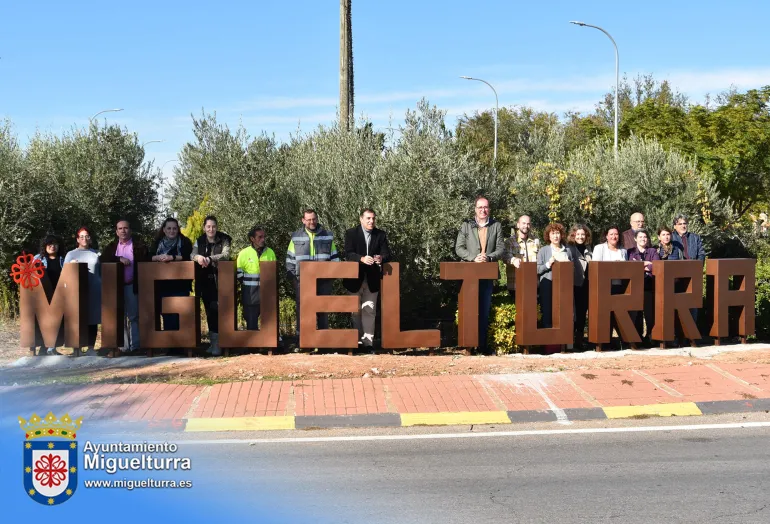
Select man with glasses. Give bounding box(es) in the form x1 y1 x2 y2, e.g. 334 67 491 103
672 213 706 338
622 212 646 249
455 196 505 354
672 214 705 262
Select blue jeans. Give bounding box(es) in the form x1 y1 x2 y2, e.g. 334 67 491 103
478 280 494 351
124 284 140 350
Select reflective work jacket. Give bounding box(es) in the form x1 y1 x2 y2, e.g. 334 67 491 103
236 246 277 306
285 225 339 279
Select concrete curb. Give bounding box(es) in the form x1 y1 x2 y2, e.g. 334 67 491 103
61 398 770 435
174 399 770 433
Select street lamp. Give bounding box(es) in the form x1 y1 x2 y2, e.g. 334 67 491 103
142 140 164 147
89 108 124 123
460 76 498 170
570 21 619 158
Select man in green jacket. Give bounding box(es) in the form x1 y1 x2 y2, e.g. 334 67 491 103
455 196 505 354
286 208 340 341
236 225 277 330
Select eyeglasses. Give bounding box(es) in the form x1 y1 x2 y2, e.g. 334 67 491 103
676 222 688 226
78 235 90 239
475 206 490 210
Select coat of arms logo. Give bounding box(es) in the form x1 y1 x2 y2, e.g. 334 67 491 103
19 412 82 506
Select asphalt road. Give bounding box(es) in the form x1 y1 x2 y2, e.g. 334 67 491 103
175 420 770 523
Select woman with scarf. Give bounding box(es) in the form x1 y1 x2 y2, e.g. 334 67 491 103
627 228 660 346
656 226 681 260
64 227 102 355
150 217 193 333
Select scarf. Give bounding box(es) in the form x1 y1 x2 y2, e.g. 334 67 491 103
660 243 673 259
156 236 182 256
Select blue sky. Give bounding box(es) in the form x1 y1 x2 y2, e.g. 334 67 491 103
2 0 769 180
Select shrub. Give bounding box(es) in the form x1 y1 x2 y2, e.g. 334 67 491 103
756 260 770 341
488 292 518 354
279 297 296 336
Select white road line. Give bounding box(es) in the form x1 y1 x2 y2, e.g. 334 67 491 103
528 378 572 425
184 385 211 419
706 363 763 392
177 421 770 445
486 373 572 425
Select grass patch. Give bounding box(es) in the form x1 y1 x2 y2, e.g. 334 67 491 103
167 377 235 386
26 374 95 385
168 374 288 386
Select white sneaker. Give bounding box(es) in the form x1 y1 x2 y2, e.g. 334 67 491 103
46 348 61 356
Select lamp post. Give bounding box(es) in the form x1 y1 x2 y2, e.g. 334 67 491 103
89 108 124 123
570 21 619 158
460 76 498 170
142 140 164 147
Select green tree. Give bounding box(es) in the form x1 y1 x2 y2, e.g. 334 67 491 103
0 121 160 319
508 135 735 254
170 100 497 324
685 87 770 216
456 106 560 174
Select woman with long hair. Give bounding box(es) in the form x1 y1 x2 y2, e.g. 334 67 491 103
567 224 593 349
191 216 232 356
33 234 65 355
150 217 193 335
536 223 573 330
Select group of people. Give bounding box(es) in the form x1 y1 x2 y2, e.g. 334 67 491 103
456 199 706 353
32 207 391 357
31 199 704 357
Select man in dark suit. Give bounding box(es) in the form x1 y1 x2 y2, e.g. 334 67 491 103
343 208 392 348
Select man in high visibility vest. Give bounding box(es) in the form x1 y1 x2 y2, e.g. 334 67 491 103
286 208 340 340
236 225 277 330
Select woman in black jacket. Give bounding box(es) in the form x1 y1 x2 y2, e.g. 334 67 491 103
567 224 593 349
33 234 65 355
191 216 232 356
150 217 193 333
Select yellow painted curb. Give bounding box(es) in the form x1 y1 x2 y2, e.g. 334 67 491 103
185 416 296 432
603 402 702 419
400 411 511 427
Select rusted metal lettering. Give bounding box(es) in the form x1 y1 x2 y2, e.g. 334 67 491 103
439 262 499 348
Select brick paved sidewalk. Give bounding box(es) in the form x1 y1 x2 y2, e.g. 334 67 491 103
5 362 770 432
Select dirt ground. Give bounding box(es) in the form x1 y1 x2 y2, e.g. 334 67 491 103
3 322 770 385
